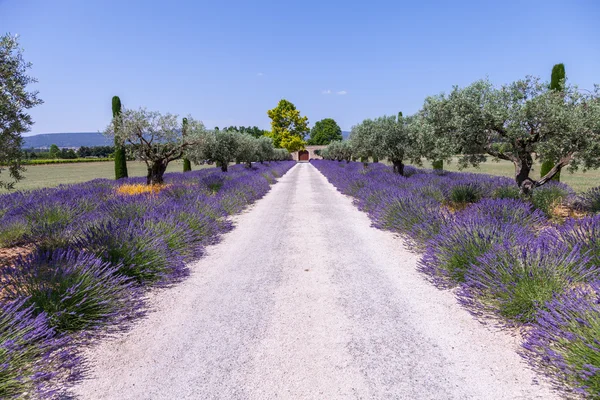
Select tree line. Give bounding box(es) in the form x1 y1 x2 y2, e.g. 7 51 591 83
322 64 600 194
107 106 291 184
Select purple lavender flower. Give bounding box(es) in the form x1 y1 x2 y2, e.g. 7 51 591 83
522 282 600 397
0 298 81 399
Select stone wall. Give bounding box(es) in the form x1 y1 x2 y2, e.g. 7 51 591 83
291 145 327 161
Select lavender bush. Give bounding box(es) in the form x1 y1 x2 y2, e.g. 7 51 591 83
461 240 595 323
579 186 600 213
0 298 79 399
523 283 600 397
2 249 142 333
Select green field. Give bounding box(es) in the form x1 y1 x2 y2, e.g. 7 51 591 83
408 158 599 193
0 160 213 193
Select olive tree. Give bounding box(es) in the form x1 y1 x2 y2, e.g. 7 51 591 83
190 129 239 172
106 108 208 184
1 34 43 189
371 113 422 175
321 140 351 162
416 96 461 171
349 119 377 166
256 136 275 163
235 133 259 168
424 76 600 194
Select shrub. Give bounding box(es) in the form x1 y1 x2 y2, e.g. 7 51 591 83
447 182 483 205
492 185 521 200
523 283 600 397
457 198 547 229
461 240 595 323
20 199 86 250
0 298 78 399
378 193 446 247
0 216 29 248
77 221 187 285
201 174 225 193
142 214 204 261
551 215 600 276
579 186 600 213
2 249 142 333
531 183 571 217
420 216 530 286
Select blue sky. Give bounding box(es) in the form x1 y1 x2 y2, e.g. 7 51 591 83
2 0 599 135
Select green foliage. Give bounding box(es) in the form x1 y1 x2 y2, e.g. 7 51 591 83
540 160 560 181
182 118 191 172
344 113 422 175
267 99 309 152
112 96 128 179
492 186 522 200
320 140 352 161
539 64 566 182
421 76 600 194
531 184 569 217
235 133 259 168
0 34 43 190
49 144 60 159
448 184 483 205
0 219 29 247
106 109 208 184
309 118 342 145
222 126 268 138
550 63 566 91
432 160 443 170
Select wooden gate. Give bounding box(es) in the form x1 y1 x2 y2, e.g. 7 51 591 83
298 150 309 161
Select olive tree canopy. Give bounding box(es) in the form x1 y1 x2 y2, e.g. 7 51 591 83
423 76 600 194
371 114 422 175
0 34 43 189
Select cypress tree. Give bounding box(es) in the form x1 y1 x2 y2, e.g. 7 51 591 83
112 96 128 179
540 63 566 181
182 118 191 172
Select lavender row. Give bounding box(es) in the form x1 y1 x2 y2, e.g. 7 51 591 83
0 161 295 399
311 159 600 397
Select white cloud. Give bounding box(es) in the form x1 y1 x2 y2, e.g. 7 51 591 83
322 89 332 95
257 72 264 76
336 90 348 95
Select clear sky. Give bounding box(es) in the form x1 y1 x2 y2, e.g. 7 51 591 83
2 0 599 135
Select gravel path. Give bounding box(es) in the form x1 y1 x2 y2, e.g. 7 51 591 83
72 162 557 399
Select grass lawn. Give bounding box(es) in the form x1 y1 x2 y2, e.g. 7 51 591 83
1 160 214 193
410 158 599 193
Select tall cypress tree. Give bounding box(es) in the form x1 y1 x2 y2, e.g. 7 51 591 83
182 117 191 172
540 63 566 181
112 96 128 179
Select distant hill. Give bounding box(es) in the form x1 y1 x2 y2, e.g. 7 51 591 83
23 132 110 149
23 131 350 149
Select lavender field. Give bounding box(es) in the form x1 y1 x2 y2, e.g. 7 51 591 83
312 159 600 397
0 161 294 398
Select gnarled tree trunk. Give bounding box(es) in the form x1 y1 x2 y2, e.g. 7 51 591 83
392 160 404 176
147 161 168 185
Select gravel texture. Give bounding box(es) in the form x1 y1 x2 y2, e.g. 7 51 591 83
72 162 557 399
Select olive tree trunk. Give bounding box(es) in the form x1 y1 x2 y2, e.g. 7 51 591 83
146 161 168 185
392 160 404 175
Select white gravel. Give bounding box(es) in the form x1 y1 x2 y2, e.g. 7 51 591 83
72 162 558 399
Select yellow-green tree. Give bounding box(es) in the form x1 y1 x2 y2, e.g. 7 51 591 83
267 99 309 152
